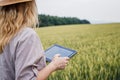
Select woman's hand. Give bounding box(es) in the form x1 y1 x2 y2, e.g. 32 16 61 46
50 54 69 70
36 54 69 80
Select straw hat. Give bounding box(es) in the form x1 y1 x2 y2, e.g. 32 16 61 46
0 0 32 6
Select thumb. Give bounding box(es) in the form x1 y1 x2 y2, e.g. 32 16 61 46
52 54 61 61
54 54 61 58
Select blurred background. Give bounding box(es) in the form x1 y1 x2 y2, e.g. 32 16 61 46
36 0 120 25
35 0 120 80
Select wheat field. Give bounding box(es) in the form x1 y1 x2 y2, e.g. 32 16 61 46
36 23 120 80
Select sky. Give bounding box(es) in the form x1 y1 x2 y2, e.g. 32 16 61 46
36 0 120 23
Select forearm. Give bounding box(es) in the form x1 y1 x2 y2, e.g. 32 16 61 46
36 54 69 80
36 62 56 80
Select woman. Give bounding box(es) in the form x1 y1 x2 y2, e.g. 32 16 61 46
0 0 69 80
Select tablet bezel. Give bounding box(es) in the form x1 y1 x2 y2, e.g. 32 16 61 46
45 44 77 62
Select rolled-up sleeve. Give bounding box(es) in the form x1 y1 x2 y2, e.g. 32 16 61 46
15 30 46 80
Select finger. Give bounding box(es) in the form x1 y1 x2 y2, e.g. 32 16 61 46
64 63 68 66
65 61 69 63
54 54 61 57
64 57 70 60
60 66 65 70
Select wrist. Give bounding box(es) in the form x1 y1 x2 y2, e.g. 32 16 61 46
48 62 57 72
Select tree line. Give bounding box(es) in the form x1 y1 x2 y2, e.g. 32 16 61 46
38 14 90 27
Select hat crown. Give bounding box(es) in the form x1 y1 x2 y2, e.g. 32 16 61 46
0 0 32 6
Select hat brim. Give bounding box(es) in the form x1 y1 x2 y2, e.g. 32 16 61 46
0 0 32 6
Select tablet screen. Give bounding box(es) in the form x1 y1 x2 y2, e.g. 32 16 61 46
45 44 77 62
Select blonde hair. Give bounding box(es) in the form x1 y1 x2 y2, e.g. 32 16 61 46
0 0 38 53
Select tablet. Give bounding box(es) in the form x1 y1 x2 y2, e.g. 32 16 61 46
45 44 77 62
